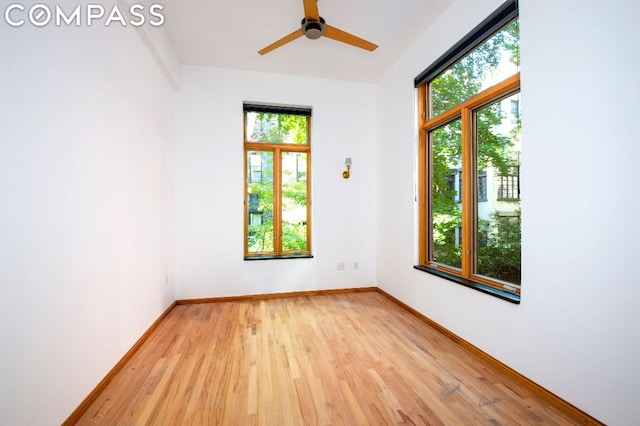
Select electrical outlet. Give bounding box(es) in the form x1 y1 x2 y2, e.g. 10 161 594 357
337 262 345 271
353 262 358 270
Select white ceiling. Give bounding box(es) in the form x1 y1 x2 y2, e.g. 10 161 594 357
162 0 452 83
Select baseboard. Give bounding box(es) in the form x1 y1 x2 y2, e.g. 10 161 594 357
62 301 177 426
176 286 378 305
375 288 604 426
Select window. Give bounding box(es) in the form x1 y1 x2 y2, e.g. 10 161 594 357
445 171 458 202
497 166 520 201
244 104 312 259
477 170 487 202
510 99 520 124
415 0 521 301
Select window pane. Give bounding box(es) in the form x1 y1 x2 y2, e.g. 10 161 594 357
429 19 520 118
475 92 521 285
246 112 308 144
247 151 274 254
430 119 462 269
281 152 308 252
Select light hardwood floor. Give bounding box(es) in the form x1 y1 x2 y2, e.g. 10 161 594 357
74 291 580 425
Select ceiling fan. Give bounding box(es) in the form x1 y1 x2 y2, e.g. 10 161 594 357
258 0 378 55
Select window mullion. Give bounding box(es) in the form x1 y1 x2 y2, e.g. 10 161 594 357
461 107 473 278
273 147 283 254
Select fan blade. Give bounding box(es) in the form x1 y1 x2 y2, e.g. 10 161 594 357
302 0 320 20
324 25 378 51
258 29 303 55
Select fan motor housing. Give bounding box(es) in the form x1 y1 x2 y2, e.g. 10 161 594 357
301 17 326 39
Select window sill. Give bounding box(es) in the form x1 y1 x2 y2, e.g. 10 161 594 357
413 265 520 304
245 254 314 261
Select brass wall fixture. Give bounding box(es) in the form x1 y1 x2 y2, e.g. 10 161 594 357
342 157 352 179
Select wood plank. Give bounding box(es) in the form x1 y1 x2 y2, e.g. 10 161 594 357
70 291 602 425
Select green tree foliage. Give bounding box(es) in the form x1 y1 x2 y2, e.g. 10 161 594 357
478 211 521 284
250 113 307 144
247 152 274 253
282 221 308 251
282 164 308 252
431 121 463 267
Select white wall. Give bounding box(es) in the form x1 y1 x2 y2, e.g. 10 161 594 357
0 18 176 426
174 67 377 299
376 0 640 424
